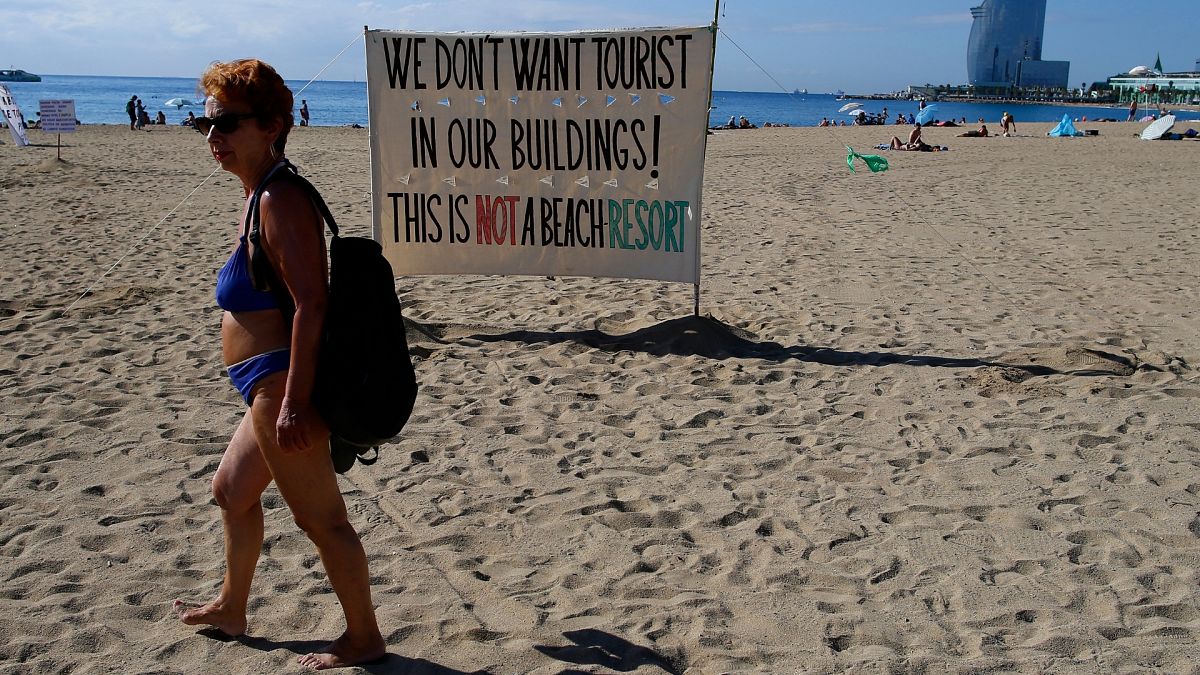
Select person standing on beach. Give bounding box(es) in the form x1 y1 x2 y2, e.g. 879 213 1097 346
300 99 310 127
126 95 138 131
172 58 384 670
1000 111 1016 136
1128 99 1138 121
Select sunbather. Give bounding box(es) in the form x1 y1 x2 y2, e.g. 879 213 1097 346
890 123 928 150
958 118 989 137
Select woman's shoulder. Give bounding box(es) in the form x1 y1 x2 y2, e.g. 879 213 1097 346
259 172 310 203
258 177 322 238
259 176 317 214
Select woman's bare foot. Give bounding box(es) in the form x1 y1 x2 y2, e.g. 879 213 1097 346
173 599 247 637
297 631 386 670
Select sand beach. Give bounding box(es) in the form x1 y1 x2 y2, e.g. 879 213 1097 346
2 121 1198 673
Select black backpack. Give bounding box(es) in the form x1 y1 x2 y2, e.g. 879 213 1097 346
246 160 418 473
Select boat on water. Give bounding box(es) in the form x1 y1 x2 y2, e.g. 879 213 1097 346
0 69 40 82
834 89 846 100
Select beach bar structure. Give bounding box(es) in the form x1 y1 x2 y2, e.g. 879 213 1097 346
967 0 1069 92
1107 72 1200 106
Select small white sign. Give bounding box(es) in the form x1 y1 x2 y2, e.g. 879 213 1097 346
39 99 77 133
0 84 30 147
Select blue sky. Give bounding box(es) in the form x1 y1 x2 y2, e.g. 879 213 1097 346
1 0 1195 92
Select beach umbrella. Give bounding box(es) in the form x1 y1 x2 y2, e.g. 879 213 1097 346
916 104 938 125
846 110 866 116
1140 114 1175 140
837 102 862 113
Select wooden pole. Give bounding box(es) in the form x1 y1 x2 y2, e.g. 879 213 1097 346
57 133 61 160
696 0 720 317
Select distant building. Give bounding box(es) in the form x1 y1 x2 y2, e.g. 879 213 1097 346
967 0 1069 89
1107 68 1200 106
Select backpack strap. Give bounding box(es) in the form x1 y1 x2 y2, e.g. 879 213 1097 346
244 159 340 325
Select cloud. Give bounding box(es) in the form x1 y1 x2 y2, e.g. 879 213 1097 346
908 12 971 26
2 0 712 73
358 0 692 32
770 21 882 34
770 11 967 34
164 10 213 38
0 1 114 33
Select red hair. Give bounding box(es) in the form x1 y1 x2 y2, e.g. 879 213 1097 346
199 59 294 153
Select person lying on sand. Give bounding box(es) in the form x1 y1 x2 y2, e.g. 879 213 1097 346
958 118 989 137
890 122 929 150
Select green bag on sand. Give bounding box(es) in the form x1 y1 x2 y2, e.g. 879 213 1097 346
846 147 889 173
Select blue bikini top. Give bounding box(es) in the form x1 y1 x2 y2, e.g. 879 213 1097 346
215 236 280 313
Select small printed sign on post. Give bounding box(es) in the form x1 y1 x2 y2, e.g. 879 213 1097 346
39 99 77 133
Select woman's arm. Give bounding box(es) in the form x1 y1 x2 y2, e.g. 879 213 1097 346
260 181 328 453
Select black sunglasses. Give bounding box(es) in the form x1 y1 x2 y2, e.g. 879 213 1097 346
194 112 258 135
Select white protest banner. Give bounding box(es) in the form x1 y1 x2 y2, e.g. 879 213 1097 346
0 85 30 147
366 27 713 283
39 99 77 133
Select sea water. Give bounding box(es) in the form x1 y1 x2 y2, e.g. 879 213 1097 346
4 74 1197 128
2 75 368 127
710 91 1200 127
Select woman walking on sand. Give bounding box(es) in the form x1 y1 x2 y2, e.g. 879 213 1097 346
172 58 384 670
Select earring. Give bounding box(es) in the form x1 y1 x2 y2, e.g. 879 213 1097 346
269 144 279 161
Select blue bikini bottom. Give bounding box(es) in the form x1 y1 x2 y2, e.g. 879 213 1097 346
227 348 290 404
